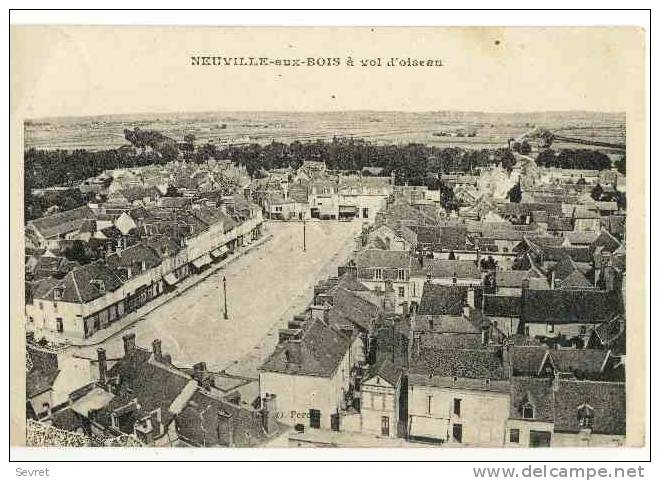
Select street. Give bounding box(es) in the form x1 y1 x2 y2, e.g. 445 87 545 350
69 220 362 377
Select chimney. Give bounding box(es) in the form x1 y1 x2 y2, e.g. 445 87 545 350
463 305 471 319
152 339 163 362
97 348 107 385
260 393 279 435
150 408 162 438
467 288 475 308
122 333 136 356
284 340 302 368
217 409 234 447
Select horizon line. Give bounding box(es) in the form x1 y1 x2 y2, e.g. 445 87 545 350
25 109 627 123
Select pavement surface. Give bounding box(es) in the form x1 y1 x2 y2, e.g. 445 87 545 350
66 220 362 377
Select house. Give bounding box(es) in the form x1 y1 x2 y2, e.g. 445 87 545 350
259 318 364 431
26 206 97 249
413 225 470 259
52 335 278 446
351 250 413 314
26 344 60 420
587 316 626 356
572 208 601 232
416 284 469 317
359 360 403 439
411 312 486 351
519 289 623 341
360 223 416 252
26 263 125 339
505 377 555 447
551 379 625 447
175 382 279 447
407 347 510 446
411 258 482 288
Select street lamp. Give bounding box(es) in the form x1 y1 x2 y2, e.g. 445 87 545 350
223 275 228 320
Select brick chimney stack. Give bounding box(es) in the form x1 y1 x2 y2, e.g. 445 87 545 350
97 348 107 385
152 339 163 362
122 333 136 356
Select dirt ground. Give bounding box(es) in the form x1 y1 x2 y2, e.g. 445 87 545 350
69 220 362 376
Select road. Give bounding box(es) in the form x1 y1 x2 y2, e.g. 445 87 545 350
68 220 362 378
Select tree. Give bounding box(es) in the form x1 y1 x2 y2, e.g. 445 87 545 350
519 140 532 155
615 154 626 175
590 183 604 201
501 151 516 173
480 256 498 271
507 182 523 203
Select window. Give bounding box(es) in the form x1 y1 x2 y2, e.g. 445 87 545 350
374 268 383 280
53 302 58 311
53 288 63 300
547 322 555 333
397 269 405 281
453 398 462 417
411 283 416 297
427 395 433 415
452 423 463 443
509 428 520 444
398 286 405 297
577 405 594 429
579 325 587 336
452 276 457 285
522 403 535 420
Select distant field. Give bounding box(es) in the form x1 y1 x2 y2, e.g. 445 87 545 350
24 111 626 152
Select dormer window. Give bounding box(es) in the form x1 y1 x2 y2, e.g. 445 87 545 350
374 268 383 280
577 404 594 429
522 403 535 420
397 269 405 281
91 279 106 294
53 287 64 301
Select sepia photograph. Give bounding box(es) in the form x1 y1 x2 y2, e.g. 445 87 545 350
8 15 649 464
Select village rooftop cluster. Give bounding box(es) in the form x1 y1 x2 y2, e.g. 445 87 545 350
25 136 627 448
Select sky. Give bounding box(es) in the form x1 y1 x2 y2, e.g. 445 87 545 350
11 26 645 119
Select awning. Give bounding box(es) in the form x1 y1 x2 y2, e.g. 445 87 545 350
339 205 358 213
163 273 181 286
192 254 212 268
408 416 449 441
210 245 229 258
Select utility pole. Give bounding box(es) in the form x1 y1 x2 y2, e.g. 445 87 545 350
223 275 228 320
303 216 306 252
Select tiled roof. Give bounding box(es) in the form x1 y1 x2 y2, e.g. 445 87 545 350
418 284 467 316
415 259 481 280
521 289 622 324
326 286 380 332
106 243 162 271
26 345 60 398
543 349 610 377
508 346 549 376
483 295 522 318
492 270 547 288
509 377 554 422
354 250 411 269
29 206 96 240
553 380 625 435
410 347 507 380
97 349 191 432
31 263 124 303
413 314 481 334
259 319 352 377
176 390 274 447
413 225 468 251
